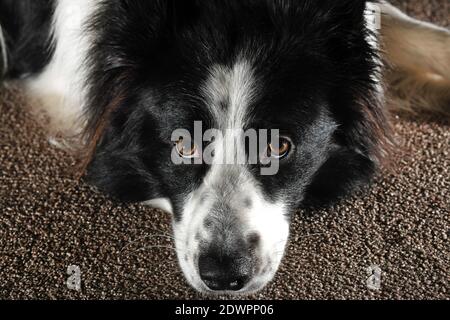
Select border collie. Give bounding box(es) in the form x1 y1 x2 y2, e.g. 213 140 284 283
0 0 448 294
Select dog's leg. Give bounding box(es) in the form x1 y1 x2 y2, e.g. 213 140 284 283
380 2 450 114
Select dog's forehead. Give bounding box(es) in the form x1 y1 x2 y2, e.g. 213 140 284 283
199 60 327 135
201 60 257 130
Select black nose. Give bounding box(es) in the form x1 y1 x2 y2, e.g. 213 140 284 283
198 254 252 291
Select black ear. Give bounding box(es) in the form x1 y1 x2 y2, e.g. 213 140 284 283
83 1 203 202
304 87 391 207
304 82 391 208
85 113 165 203
83 0 201 138
303 0 391 207
86 151 161 203
84 100 164 203
303 146 376 206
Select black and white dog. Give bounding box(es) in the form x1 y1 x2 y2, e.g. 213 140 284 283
0 0 448 294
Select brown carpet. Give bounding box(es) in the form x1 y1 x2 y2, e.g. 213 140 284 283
0 1 449 300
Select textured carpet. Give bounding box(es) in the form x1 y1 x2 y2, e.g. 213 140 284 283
0 1 449 300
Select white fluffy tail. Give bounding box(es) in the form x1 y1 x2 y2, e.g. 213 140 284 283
380 2 450 114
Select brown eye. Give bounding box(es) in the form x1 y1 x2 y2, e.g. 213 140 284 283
268 137 291 159
175 138 199 159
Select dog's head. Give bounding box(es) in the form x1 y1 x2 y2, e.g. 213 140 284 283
85 0 389 294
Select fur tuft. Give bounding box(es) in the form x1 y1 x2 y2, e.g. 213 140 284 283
387 70 450 115
380 2 450 115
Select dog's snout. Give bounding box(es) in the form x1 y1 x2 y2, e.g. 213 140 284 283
198 252 252 292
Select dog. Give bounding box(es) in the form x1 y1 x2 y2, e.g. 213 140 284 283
0 0 448 294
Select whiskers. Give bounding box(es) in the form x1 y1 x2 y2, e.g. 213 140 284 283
120 228 179 255
120 228 195 258
271 232 325 258
118 229 190 296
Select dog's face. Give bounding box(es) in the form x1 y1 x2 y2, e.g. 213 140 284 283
86 0 386 294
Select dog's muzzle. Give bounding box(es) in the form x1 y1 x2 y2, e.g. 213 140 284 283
198 232 260 292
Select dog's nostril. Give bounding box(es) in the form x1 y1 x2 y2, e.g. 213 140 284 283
201 275 249 292
199 254 252 292
247 232 260 248
228 277 248 290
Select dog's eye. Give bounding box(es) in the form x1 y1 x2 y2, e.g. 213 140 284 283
268 137 291 159
175 138 199 159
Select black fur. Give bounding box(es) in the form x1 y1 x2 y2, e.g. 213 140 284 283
84 0 388 217
1 0 389 216
0 0 55 78
1 0 393 293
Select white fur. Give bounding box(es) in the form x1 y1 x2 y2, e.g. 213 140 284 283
365 2 384 88
380 1 450 33
7 1 392 294
25 0 97 135
174 59 290 293
142 198 174 214
174 174 290 293
202 60 256 131
0 22 8 76
365 2 381 48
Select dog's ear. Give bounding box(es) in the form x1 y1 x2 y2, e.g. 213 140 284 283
303 0 393 206
305 85 392 207
303 145 376 206
84 106 163 203
80 0 204 200
86 150 160 203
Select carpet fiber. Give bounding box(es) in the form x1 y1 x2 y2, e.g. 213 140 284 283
0 0 449 300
